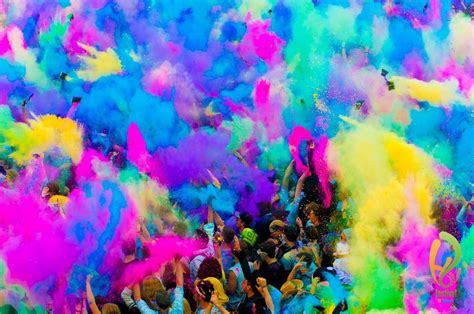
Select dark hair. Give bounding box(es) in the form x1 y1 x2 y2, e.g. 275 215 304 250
194 229 209 245
197 280 214 302
244 272 261 296
197 257 222 280
239 212 253 228
234 240 250 258
121 238 136 256
296 251 314 266
222 226 235 244
306 202 325 216
259 240 276 259
46 182 60 195
305 225 318 241
272 209 289 220
155 290 172 309
257 202 271 215
284 225 299 242
182 280 198 312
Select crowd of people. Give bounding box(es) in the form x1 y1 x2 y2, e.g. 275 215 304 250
79 158 353 314
0 0 473 312
1 149 355 313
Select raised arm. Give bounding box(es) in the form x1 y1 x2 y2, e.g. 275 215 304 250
209 292 230 314
85 275 101 314
132 283 142 302
213 211 225 230
207 204 214 224
121 284 136 309
176 259 184 287
256 278 274 313
287 260 303 282
294 170 309 200
234 240 252 280
282 160 294 191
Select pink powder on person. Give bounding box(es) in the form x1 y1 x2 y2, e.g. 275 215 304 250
288 126 312 174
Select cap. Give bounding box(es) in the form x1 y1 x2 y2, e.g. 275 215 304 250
241 228 258 247
269 220 286 233
280 280 304 300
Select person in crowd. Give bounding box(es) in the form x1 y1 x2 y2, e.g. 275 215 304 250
86 275 121 314
130 259 184 314
254 240 286 290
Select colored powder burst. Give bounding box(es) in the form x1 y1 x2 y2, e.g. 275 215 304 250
2 114 83 165
76 43 123 82
0 0 472 310
392 76 470 106
329 118 439 310
223 115 254 151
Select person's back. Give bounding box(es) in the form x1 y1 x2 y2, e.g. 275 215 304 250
239 294 271 314
261 260 286 290
226 261 254 311
254 211 273 244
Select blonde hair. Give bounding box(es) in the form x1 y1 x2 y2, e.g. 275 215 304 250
280 280 304 300
101 303 121 314
142 276 164 310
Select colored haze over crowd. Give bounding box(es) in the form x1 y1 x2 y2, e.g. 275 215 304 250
0 0 473 313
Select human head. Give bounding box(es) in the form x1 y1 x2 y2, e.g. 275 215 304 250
241 228 258 247
232 240 249 261
121 238 136 263
194 229 209 248
258 239 276 260
280 280 304 300
305 225 318 242
101 304 121 314
155 290 172 311
272 209 289 221
306 202 324 226
257 202 271 216
196 279 214 302
41 182 60 198
269 220 285 239
284 225 299 243
241 272 261 297
236 212 253 231
198 277 229 304
197 257 222 280
296 249 315 273
222 226 235 244
142 276 164 305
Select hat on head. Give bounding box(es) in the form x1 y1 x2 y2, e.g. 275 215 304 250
241 228 258 247
280 280 304 300
269 220 286 233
